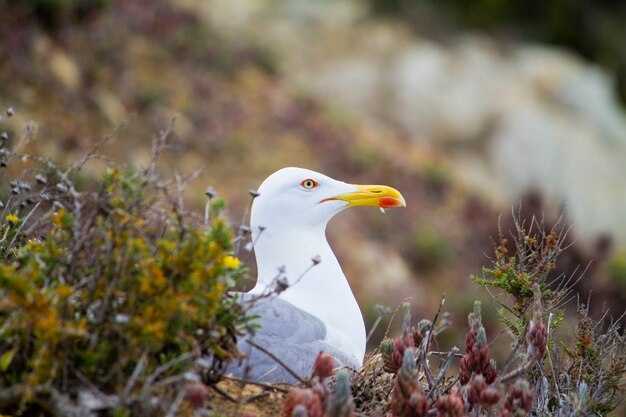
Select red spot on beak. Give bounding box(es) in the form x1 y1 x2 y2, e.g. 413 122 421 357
380 196 401 209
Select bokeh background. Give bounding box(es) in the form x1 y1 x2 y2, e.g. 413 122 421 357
2 0 626 360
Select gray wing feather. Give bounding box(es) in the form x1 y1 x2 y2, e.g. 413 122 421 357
226 295 355 384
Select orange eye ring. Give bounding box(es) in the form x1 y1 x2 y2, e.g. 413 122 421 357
300 178 319 190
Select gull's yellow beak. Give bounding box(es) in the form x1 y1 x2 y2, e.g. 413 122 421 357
322 184 406 209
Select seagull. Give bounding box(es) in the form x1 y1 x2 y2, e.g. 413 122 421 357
228 167 405 383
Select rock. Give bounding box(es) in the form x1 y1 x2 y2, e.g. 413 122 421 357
390 38 508 144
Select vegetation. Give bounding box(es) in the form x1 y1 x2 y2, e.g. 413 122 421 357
282 213 625 417
0 112 253 416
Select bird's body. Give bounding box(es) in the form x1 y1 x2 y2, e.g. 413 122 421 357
227 167 405 383
233 296 357 382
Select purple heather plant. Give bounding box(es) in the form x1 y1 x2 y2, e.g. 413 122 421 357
459 301 498 386
434 389 465 417
381 304 431 375
387 349 428 417
283 355 355 417
526 284 547 363
501 379 534 417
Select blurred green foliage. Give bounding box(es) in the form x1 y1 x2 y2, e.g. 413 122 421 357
409 225 450 271
609 248 626 289
471 234 550 315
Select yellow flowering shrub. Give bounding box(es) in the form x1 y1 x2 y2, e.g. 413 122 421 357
0 153 252 415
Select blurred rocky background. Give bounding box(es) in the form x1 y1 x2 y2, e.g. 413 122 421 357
1 0 625 358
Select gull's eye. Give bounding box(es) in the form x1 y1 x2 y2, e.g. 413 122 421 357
300 178 319 190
